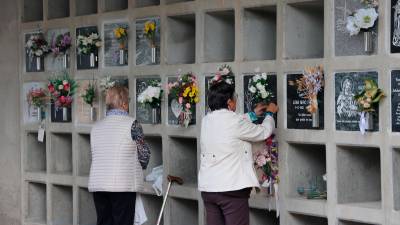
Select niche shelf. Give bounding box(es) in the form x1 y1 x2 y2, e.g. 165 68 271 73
51 185 73 225
144 136 163 178
288 213 328 225
78 188 96 225
166 0 194 4
288 143 326 199
168 137 197 187
50 133 73 175
337 146 381 208
250 208 279 225
25 132 46 173
393 148 400 211
104 0 128 12
23 0 43 22
204 10 235 62
77 134 91 177
166 14 196 64
338 220 379 225
243 6 277 61
135 0 160 8
284 0 324 59
141 194 163 225
48 0 70 20
169 198 198 225
26 182 46 224
75 0 97 16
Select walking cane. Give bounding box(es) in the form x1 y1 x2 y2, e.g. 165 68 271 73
156 175 184 225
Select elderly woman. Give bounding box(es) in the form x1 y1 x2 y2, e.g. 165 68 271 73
198 81 278 225
89 86 150 225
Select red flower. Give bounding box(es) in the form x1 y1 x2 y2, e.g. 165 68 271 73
63 83 70 91
48 83 55 93
59 95 66 104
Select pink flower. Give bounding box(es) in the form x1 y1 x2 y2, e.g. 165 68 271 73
186 103 191 109
179 97 183 104
256 155 267 167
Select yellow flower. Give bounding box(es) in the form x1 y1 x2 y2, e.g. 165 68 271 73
119 28 125 36
194 97 199 103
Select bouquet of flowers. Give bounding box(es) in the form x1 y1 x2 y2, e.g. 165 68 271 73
138 80 163 109
254 135 279 191
27 88 48 109
168 72 200 127
99 76 116 94
210 65 235 86
114 26 128 50
50 32 72 57
248 72 274 104
26 34 49 57
48 72 78 108
143 20 156 47
81 80 96 107
346 0 378 36
77 33 102 55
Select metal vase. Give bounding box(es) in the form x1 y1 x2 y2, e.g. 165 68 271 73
36 56 41 71
90 107 96 122
90 52 95 68
62 107 68 122
119 49 125 65
152 108 160 124
364 31 373 54
312 110 319 128
62 53 68 68
151 46 156 64
365 112 374 130
37 107 42 121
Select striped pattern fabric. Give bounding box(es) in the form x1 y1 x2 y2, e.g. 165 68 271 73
89 115 144 192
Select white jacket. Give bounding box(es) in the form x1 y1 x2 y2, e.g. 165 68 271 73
198 109 275 192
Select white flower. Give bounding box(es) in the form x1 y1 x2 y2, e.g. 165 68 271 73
346 16 361 36
261 91 270 99
222 68 230 75
26 40 33 48
249 86 257 93
87 37 93 44
95 41 102 47
58 85 64 90
62 80 68 85
354 8 378 29
89 33 99 40
261 73 267 80
35 49 43 57
226 79 233 85
253 74 261 82
256 82 264 91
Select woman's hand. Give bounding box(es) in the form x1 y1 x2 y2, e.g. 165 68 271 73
266 103 279 114
254 103 268 116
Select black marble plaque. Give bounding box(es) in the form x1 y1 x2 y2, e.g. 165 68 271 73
287 74 324 129
335 71 379 131
392 70 400 131
76 26 99 70
25 32 45 72
136 17 160 65
104 22 129 67
167 77 196 126
136 76 161 124
244 73 277 124
51 104 72 123
392 0 400 53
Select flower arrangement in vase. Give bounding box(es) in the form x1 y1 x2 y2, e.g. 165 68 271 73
81 80 97 122
143 20 157 63
26 34 49 71
346 0 379 53
168 72 200 127
99 76 116 95
289 65 324 128
48 72 78 122
138 80 163 124
77 33 102 68
114 26 128 65
248 72 274 105
50 32 72 68
26 88 48 121
354 79 384 134
210 65 235 86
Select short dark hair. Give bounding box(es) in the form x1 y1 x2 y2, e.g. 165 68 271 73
207 82 235 111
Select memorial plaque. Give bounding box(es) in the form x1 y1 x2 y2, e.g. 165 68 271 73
76 26 99 70
204 74 235 114
76 79 100 124
46 28 70 71
136 17 160 65
136 76 161 124
392 0 400 53
392 70 400 131
23 82 46 123
335 71 379 131
287 74 324 129
104 22 129 67
167 77 196 126
25 32 45 72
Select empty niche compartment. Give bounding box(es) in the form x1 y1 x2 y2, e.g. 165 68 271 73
166 14 196 64
337 146 381 208
23 0 43 22
169 198 198 225
51 185 73 225
77 133 91 177
144 136 163 177
338 220 379 225
135 0 160 8
26 182 46 223
75 0 97 16
166 0 194 4
50 133 73 175
204 10 235 62
243 6 277 61
394 148 400 211
104 0 128 12
25 132 46 173
48 0 70 19
78 188 96 225
250 208 279 225
284 0 324 59
288 213 328 225
141 194 163 225
288 143 326 199
168 137 197 187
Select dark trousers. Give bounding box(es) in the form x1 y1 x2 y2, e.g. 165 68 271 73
93 192 136 225
201 188 251 225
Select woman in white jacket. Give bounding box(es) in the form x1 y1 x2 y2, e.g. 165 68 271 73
198 80 278 225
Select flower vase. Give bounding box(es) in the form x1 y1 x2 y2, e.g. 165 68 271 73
151 45 156 64
90 52 95 68
365 112 373 130
62 53 68 69
62 107 68 121
151 107 161 124
364 31 373 54
181 110 192 128
90 107 96 122
36 56 41 71
119 49 125 65
312 110 319 128
37 107 43 121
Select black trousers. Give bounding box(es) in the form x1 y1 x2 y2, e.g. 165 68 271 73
93 192 136 225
